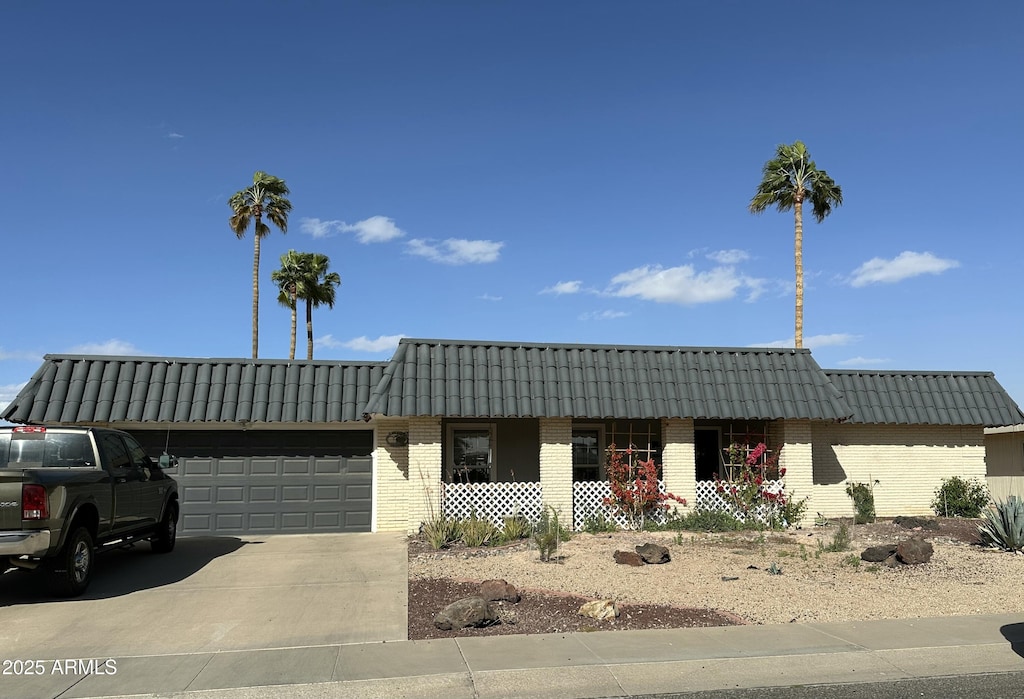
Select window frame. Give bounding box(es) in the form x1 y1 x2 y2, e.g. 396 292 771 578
445 422 497 483
571 424 606 482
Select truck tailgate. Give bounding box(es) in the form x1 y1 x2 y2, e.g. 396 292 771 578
0 471 27 530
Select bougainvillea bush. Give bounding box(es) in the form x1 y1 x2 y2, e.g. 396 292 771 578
604 443 686 530
714 443 804 529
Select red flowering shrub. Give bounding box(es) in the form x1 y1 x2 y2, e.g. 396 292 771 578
714 443 803 528
603 443 686 530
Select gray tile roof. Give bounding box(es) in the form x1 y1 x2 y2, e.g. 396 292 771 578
825 370 1024 427
361 338 855 421
1 355 387 425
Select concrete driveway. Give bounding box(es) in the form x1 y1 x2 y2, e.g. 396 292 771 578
0 532 408 661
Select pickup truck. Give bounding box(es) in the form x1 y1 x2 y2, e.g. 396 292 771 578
0 425 179 596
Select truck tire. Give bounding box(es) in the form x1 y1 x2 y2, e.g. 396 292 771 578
151 503 178 554
49 526 94 597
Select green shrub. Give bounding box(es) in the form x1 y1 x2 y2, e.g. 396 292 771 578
932 476 989 518
978 496 1024 552
580 509 619 534
501 514 532 541
420 515 462 550
671 507 747 532
533 506 569 562
460 513 498 548
845 481 876 524
817 522 852 553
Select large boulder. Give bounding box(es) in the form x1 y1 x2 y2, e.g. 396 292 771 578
861 545 897 563
613 550 645 566
479 579 520 603
579 599 619 620
635 543 671 564
433 597 498 630
896 538 934 565
894 516 940 531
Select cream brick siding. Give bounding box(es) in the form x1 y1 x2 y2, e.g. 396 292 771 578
539 417 572 523
372 419 410 532
406 416 443 534
661 418 695 508
984 429 1024 500
779 420 814 526
811 423 986 518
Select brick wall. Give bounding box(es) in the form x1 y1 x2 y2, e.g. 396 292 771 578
539 417 572 523
779 420 814 526
810 423 986 518
405 416 443 533
661 418 695 507
372 419 410 532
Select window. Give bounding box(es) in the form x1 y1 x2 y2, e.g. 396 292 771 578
572 427 604 481
447 424 496 483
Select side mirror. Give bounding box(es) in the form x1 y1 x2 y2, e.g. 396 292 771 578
159 453 179 470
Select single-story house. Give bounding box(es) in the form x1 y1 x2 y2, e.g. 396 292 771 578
3 338 1022 535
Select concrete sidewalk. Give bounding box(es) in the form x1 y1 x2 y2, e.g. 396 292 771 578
10 613 1024 699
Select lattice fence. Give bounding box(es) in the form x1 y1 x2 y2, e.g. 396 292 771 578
694 479 786 524
572 480 670 530
442 481 544 526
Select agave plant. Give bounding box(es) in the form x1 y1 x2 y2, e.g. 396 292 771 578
978 496 1024 552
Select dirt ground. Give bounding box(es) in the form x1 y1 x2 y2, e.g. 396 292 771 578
408 517 1000 640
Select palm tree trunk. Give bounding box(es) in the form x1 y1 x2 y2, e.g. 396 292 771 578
288 284 297 360
305 300 314 360
251 221 262 359
793 195 804 349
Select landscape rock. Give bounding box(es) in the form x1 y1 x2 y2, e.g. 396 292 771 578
578 599 619 620
893 516 940 531
861 545 898 562
433 597 498 630
896 538 934 565
613 550 645 566
635 543 671 564
479 579 520 602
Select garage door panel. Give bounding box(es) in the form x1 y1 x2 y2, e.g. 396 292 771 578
176 441 373 535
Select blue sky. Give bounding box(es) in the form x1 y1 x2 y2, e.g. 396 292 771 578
2 1 1022 415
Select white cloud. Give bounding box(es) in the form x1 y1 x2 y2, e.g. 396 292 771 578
406 238 503 265
479 294 503 301
835 356 891 367
0 348 42 362
751 333 861 349
707 249 750 265
849 251 959 287
0 382 26 407
317 334 406 353
166 132 184 139
541 281 582 295
579 310 628 321
607 264 762 305
66 340 144 355
300 216 406 243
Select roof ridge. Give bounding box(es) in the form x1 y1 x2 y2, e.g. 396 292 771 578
397 338 809 354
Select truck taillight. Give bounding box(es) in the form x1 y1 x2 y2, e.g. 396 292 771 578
12 426 46 434
22 484 49 520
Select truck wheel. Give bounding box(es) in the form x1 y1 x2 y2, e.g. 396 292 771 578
49 526 94 597
151 503 178 553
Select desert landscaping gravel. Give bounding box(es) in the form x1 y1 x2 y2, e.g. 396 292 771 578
409 518 1024 636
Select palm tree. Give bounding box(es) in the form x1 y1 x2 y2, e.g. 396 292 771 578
296 253 341 360
749 142 842 348
229 171 292 359
271 250 305 360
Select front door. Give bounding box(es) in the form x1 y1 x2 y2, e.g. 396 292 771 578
695 429 721 481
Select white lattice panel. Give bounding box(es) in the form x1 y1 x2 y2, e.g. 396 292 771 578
442 482 544 526
572 480 669 530
694 479 786 524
